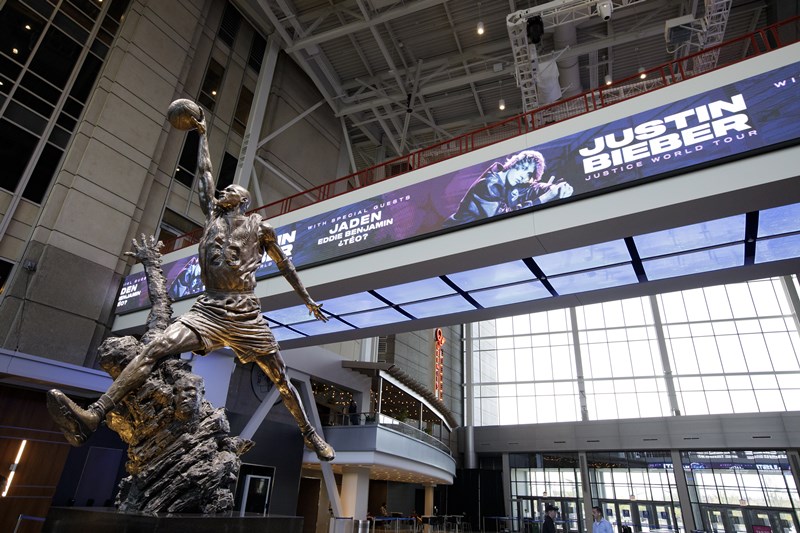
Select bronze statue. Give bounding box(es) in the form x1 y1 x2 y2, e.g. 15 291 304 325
48 99 335 462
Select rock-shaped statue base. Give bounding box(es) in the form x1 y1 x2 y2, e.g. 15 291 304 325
98 338 252 514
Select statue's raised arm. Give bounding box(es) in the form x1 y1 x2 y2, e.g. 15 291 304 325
192 112 215 217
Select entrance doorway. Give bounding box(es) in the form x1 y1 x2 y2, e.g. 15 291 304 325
513 496 583 532
701 505 799 533
597 499 682 532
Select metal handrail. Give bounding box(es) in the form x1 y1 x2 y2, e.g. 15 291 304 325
159 16 800 254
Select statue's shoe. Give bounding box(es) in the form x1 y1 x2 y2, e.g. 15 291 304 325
46 389 99 447
303 429 335 462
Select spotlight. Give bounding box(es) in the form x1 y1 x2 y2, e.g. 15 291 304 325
604 74 612 85
526 16 544 45
597 1 613 21
638 66 647 79
477 21 485 35
499 98 506 110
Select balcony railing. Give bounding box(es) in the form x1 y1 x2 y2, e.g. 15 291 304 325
160 16 800 254
324 412 451 454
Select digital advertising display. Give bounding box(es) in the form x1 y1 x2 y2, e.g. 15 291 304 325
115 61 800 315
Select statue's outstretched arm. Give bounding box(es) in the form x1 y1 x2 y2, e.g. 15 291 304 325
125 234 173 344
262 222 327 322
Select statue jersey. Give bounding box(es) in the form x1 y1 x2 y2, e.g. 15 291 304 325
198 210 275 293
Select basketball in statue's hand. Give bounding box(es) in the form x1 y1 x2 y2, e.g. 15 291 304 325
167 99 203 130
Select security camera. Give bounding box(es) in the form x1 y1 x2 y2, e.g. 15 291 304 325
597 1 613 20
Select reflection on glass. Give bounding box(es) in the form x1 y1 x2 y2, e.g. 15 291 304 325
755 235 800 264
374 277 455 304
447 260 535 291
291 318 353 335
340 307 410 328
469 280 550 308
319 292 386 315
265 304 319 325
401 294 476 318
534 240 630 276
634 215 745 258
758 203 800 237
548 264 637 295
271 326 304 341
643 244 744 280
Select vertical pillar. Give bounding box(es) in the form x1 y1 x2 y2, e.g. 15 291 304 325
424 483 435 533
579 452 594 528
502 453 512 519
670 450 699 533
189 348 236 407
341 466 370 520
786 450 800 504
464 323 477 468
569 307 589 421
650 295 682 416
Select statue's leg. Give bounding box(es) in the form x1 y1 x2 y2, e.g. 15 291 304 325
48 322 201 446
251 350 335 462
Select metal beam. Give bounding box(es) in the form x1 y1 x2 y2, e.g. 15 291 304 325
257 99 326 148
285 0 446 53
235 35 279 190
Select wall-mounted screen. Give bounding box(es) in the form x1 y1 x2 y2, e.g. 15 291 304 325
116 61 800 314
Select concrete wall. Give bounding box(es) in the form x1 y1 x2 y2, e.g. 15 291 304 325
0 0 346 366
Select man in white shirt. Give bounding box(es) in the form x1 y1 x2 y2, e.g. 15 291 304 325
592 506 613 533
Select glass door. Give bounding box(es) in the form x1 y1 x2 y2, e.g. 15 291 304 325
744 507 800 533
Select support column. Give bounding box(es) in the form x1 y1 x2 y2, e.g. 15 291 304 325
189 348 236 407
670 450 699 533
579 452 593 528
502 453 512 519
341 466 370 520
650 295 682 416
234 35 280 189
569 307 589 421
424 483 435 533
464 322 477 468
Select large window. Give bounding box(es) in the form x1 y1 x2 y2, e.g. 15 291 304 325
662 279 800 416
0 0 130 203
472 308 581 425
471 277 800 426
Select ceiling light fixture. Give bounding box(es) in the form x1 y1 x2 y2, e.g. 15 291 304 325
24 24 31 30
476 2 484 35
638 66 647 79
12 48 18 55
499 98 505 110
604 73 612 85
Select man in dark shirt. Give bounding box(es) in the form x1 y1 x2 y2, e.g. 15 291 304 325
543 504 559 533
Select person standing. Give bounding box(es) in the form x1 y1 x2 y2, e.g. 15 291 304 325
543 504 558 533
591 506 613 533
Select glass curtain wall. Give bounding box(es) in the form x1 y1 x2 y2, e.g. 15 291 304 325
471 276 800 425
683 450 800 533
510 452 583 533
587 451 682 533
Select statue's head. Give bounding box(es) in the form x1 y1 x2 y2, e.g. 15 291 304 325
217 184 251 212
173 374 204 421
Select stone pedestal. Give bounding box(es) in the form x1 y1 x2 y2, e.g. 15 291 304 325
42 506 303 532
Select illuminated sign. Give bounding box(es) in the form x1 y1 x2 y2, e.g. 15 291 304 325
116 61 800 314
434 328 445 400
